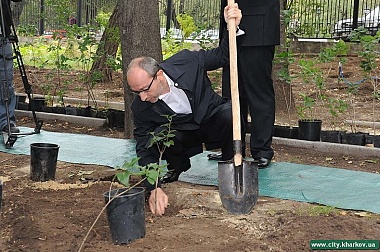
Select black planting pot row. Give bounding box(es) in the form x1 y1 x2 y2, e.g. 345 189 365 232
274 125 380 148
16 99 125 128
273 125 300 139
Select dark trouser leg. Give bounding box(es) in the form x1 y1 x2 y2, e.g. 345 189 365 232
162 133 194 174
201 102 234 161
159 131 196 184
222 63 248 158
239 46 275 159
222 46 275 159
163 102 233 177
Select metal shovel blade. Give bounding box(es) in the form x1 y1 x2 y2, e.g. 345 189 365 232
218 159 258 214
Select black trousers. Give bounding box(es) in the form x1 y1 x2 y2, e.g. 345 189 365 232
222 45 275 159
162 102 233 173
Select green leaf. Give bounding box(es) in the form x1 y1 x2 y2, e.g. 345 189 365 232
116 171 131 187
146 176 157 186
146 169 159 182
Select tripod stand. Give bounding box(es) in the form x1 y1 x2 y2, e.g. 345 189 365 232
0 0 42 148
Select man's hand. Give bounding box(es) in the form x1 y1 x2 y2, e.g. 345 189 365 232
224 3 242 28
148 187 169 216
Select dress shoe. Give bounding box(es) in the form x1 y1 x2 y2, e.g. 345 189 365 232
2 125 20 134
162 170 181 184
207 152 222 161
256 157 271 168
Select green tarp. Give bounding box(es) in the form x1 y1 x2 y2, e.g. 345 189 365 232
0 127 133 168
181 158 380 214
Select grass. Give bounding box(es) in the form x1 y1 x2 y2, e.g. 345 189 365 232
296 204 339 216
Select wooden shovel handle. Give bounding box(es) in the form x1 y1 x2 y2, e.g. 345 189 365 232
227 0 242 166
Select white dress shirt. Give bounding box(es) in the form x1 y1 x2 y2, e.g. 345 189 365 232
159 72 192 114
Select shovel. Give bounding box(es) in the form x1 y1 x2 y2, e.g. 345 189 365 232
218 0 259 215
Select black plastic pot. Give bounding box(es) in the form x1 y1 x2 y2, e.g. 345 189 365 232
103 187 146 245
95 109 108 119
80 106 93 117
52 106 66 114
107 109 125 128
298 119 322 141
374 136 380 148
16 94 27 103
274 125 299 139
365 135 380 148
65 106 93 117
29 97 46 111
320 130 344 143
16 101 29 110
65 106 80 116
341 132 367 146
40 106 53 113
30 143 60 181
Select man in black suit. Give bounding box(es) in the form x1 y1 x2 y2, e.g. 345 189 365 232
126 4 242 216
217 0 280 168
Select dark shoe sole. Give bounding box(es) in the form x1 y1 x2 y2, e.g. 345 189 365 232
162 171 181 184
256 157 271 168
207 152 222 161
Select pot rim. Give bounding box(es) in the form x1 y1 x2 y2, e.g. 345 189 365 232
103 187 145 199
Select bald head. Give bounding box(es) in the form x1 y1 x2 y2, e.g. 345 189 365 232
127 57 160 78
126 57 168 102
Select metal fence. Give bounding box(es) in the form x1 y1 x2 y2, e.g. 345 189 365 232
16 0 221 38
288 0 380 39
158 0 221 39
14 0 380 40
17 0 116 35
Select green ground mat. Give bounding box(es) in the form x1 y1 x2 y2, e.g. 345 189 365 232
0 127 134 168
1 127 379 214
181 158 380 214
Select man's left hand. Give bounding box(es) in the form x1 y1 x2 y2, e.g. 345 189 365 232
148 187 169 216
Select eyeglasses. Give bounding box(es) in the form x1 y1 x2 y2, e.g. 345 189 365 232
131 72 157 95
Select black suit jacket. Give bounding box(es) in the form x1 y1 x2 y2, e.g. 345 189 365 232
220 0 280 46
131 31 242 167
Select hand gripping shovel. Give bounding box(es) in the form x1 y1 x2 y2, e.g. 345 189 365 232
218 0 259 215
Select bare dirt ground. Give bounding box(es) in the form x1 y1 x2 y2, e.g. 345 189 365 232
1 56 380 252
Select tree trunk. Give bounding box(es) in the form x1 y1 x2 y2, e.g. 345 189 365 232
274 0 296 126
119 0 162 138
90 2 120 83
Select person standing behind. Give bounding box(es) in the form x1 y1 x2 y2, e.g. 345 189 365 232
216 0 280 168
0 0 22 133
